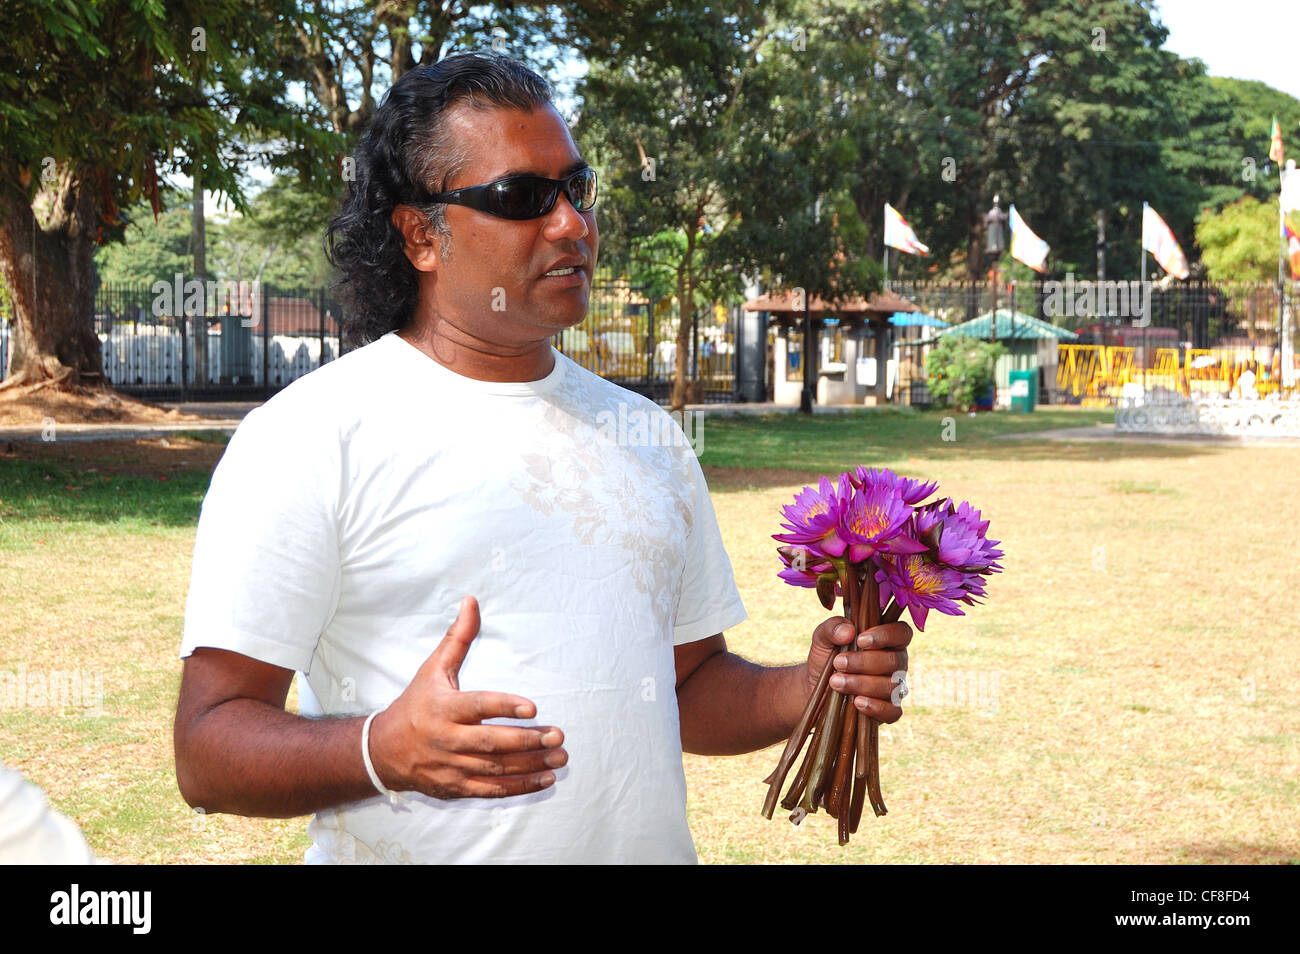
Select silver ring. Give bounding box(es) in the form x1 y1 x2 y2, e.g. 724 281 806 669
897 683 909 699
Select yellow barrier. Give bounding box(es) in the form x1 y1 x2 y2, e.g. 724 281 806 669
1055 345 1300 403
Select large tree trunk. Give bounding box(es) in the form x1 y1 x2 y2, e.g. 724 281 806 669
670 227 698 413
0 169 105 391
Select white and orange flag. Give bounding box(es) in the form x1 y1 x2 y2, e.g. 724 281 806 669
1284 215 1300 281
1141 203 1190 279
1009 205 1049 273
1281 160 1300 239
884 203 929 255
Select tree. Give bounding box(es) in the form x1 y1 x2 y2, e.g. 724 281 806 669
925 334 1005 410
789 1 1219 280
93 193 193 288
270 2 569 141
95 174 336 291
572 3 775 410
0 0 332 391
573 0 879 410
1194 196 1282 283
211 173 336 288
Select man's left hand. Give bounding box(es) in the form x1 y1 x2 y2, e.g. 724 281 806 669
807 617 912 724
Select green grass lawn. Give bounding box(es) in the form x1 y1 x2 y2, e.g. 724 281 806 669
2 405 1297 864
695 405 1113 471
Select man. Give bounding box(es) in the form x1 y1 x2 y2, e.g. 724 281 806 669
173 51 911 864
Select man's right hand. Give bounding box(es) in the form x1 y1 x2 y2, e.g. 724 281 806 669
367 595 567 799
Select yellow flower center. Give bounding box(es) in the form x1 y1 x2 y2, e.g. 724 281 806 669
849 505 887 538
906 556 945 596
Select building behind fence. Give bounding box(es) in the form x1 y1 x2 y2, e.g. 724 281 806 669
1 277 1295 406
883 279 1299 406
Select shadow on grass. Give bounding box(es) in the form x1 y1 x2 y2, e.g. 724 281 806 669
0 457 213 528
1176 842 1300 864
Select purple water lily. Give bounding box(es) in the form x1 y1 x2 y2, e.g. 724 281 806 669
914 498 1004 573
874 553 969 631
765 465 1002 840
776 546 835 588
775 469 1003 631
772 474 852 559
849 466 938 506
837 470 929 563
873 498 1004 628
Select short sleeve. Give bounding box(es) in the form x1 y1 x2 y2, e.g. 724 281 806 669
671 447 748 645
180 403 342 674
0 765 97 864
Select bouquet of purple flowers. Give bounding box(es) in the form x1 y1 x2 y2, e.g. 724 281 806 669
761 466 1003 844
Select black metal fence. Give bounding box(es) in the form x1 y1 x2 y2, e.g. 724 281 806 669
82 281 346 400
0 279 748 404
885 279 1297 348
549 280 742 404
884 279 1300 405
5 276 1291 407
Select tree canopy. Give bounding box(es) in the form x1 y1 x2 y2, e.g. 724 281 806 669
4 0 1297 394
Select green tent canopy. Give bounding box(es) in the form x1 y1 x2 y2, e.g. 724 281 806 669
943 309 1078 341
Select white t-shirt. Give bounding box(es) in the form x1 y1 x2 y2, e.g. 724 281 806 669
0 765 97 864
180 330 747 864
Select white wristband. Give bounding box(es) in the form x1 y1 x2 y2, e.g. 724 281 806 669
361 709 407 806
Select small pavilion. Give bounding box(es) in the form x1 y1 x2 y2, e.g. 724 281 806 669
743 288 922 405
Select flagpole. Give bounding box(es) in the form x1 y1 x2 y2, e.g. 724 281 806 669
1141 203 1148 394
1280 202 1287 374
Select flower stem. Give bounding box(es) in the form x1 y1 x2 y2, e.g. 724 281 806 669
780 722 821 812
801 689 847 814
827 696 858 831
781 684 832 811
867 717 888 816
837 739 855 846
881 599 902 625
849 713 868 833
761 648 837 820
862 563 888 817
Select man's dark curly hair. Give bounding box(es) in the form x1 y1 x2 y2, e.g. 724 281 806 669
325 51 555 347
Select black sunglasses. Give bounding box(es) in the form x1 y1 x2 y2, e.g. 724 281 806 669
422 167 598 220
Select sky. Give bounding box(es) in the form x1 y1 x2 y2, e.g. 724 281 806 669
1156 0 1300 101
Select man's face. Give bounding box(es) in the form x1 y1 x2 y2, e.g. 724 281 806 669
422 102 599 346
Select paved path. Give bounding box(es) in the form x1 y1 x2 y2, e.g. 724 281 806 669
160 401 261 420
994 423 1300 447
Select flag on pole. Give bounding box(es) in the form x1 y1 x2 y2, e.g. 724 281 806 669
1269 116 1285 165
1008 204 1050 273
884 203 930 255
1284 215 1300 281
1141 203 1190 279
1282 161 1300 238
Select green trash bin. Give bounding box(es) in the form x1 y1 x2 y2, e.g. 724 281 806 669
1009 369 1037 413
